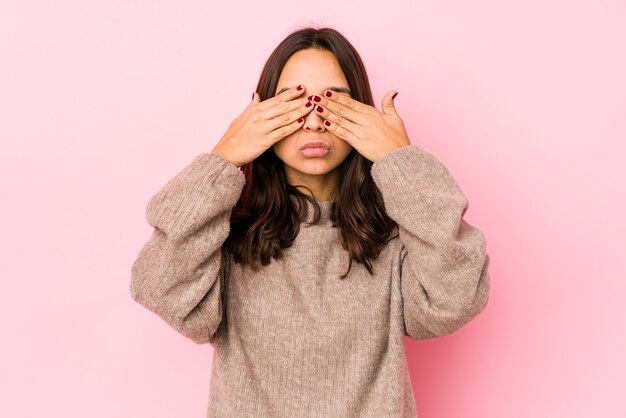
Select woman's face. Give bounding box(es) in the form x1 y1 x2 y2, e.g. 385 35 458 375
272 48 354 184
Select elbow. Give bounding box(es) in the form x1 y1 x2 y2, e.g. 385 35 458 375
160 301 223 346
129 254 160 311
405 264 491 340
173 314 222 345
129 266 220 345
407 302 486 340
440 260 491 336
179 328 213 345
128 242 226 346
438 264 491 337
129 259 149 307
437 299 488 337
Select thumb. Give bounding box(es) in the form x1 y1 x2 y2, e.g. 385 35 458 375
251 91 261 105
382 90 399 117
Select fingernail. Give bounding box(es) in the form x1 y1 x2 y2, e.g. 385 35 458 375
316 105 323 113
251 92 255 100
324 120 331 126
313 95 321 102
325 91 332 98
296 85 303 91
392 92 398 100
307 95 313 101
297 117 304 123
305 101 313 108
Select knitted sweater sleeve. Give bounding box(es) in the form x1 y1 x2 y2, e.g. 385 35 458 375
370 144 491 340
130 152 245 344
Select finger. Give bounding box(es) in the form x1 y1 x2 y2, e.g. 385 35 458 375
256 84 306 110
381 90 400 118
250 91 261 105
258 96 311 122
320 116 360 147
308 93 370 125
322 90 371 113
312 103 361 137
264 99 314 133
267 113 308 144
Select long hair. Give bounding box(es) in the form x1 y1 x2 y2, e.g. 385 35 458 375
222 26 398 279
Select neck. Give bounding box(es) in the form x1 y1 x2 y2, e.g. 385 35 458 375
284 166 339 201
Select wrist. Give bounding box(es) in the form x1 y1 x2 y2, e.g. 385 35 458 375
211 151 241 168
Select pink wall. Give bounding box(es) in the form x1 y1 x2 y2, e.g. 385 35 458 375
1 1 624 417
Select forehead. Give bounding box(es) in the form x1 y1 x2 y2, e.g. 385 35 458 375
276 49 349 93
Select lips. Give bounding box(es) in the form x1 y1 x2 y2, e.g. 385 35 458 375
300 141 331 150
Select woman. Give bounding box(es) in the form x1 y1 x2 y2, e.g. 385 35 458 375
130 26 491 418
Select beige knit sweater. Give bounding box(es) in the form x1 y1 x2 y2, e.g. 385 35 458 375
130 144 491 417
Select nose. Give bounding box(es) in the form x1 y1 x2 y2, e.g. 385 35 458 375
302 106 326 132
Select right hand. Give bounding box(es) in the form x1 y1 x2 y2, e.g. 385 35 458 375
211 85 314 167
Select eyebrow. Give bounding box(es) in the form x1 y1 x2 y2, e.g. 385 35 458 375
275 85 352 96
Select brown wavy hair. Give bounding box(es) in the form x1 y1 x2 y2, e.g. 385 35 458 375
222 26 398 279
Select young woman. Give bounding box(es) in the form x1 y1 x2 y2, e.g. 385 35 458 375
131 26 491 418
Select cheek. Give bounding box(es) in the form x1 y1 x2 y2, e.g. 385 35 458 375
271 134 296 156
336 140 354 155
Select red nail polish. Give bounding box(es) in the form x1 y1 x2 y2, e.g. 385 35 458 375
296 85 303 91
325 91 332 98
324 120 331 126
313 95 321 102
252 92 255 100
297 117 304 123
316 105 323 112
392 92 398 99
307 95 313 101
305 101 312 107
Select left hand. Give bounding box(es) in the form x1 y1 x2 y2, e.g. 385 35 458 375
308 90 411 163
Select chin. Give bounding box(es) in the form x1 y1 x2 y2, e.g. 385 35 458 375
299 160 340 174
284 156 341 175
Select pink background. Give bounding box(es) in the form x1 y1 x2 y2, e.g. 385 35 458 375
1 1 624 417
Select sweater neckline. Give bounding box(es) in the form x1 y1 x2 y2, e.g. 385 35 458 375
298 197 334 223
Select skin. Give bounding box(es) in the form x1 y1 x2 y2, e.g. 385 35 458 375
273 48 413 201
272 48 354 201
212 48 412 202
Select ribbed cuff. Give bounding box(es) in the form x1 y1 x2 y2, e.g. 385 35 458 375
371 144 435 194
